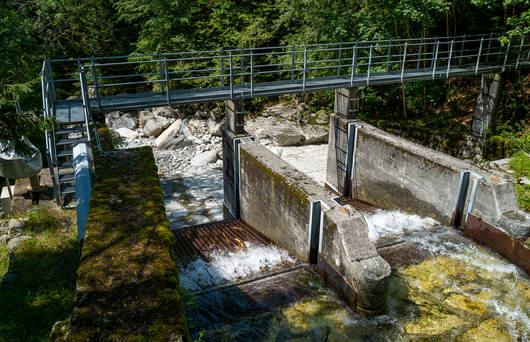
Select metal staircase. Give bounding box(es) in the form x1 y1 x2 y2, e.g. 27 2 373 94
41 63 93 206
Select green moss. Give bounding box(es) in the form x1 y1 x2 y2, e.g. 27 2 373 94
66 147 190 341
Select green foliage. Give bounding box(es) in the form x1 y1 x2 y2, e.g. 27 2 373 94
0 207 78 342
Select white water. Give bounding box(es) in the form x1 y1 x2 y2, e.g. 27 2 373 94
363 209 439 242
179 242 296 291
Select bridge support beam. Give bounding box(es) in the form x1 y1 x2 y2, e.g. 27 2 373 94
334 87 360 119
471 73 502 139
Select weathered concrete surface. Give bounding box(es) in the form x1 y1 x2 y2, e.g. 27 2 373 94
239 142 391 314
222 128 250 219
326 114 353 195
471 73 502 138
334 87 359 119
352 121 530 239
225 99 245 134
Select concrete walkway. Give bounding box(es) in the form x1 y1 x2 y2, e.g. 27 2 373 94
161 169 224 230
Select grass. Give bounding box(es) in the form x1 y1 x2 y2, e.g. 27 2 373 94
508 139 530 212
0 206 79 342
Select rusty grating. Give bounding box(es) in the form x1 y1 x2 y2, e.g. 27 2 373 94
340 197 378 213
173 219 272 265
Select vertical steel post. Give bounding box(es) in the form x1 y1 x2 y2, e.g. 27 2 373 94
401 42 407 83
164 57 170 106
475 37 483 75
386 39 392 72
430 37 438 69
515 36 524 69
220 49 225 87
502 37 511 72
417 37 423 69
291 45 296 81
158 53 165 92
337 42 343 76
250 51 254 98
367 45 373 86
459 34 465 65
90 58 102 112
485 33 493 63
303 47 307 92
350 44 357 88
46 59 56 104
229 53 234 99
240 48 245 85
446 40 454 78
432 41 439 79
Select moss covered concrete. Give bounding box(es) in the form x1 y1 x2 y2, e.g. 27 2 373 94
64 147 190 341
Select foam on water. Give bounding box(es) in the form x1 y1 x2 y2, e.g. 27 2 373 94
179 242 296 291
363 209 439 242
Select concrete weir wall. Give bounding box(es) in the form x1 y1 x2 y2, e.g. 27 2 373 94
238 142 391 314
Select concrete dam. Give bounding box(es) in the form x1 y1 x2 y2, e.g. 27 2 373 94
42 34 530 341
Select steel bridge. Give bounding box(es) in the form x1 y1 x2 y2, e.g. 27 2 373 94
41 33 529 204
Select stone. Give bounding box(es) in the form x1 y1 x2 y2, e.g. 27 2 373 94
191 150 218 167
499 210 530 237
152 106 176 118
143 116 171 137
207 118 223 136
115 127 139 140
138 110 154 128
459 319 510 342
262 102 304 122
0 234 8 246
267 126 306 146
8 218 27 233
7 235 33 253
155 120 197 149
213 159 223 170
300 124 328 144
105 111 137 130
188 118 207 134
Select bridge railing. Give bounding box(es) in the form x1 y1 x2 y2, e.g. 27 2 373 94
44 33 529 108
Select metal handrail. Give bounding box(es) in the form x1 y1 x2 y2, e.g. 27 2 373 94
42 33 529 111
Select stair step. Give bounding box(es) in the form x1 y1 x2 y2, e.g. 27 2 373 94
55 127 86 135
56 137 89 146
59 172 74 183
57 150 73 158
60 183 76 195
58 161 73 170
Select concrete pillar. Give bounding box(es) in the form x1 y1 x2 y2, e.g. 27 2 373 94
471 73 502 139
225 99 246 134
334 88 359 119
223 99 250 219
325 114 357 197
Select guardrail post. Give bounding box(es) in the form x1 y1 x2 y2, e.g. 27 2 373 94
366 45 373 86
515 36 524 69
337 42 343 76
240 48 245 85
158 53 165 92
250 51 254 97
220 49 225 87
485 33 493 63
417 37 423 69
46 59 56 105
401 42 407 83
303 47 307 92
163 57 170 106
229 53 234 99
502 37 511 72
386 39 392 72
291 45 296 81
90 58 102 112
430 37 438 69
432 40 439 79
446 40 454 78
459 34 465 65
350 43 357 88
475 37 483 75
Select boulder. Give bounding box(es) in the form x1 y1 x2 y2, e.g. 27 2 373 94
188 119 207 134
266 127 305 146
152 106 176 118
105 111 137 130
262 102 303 122
0 234 8 246
138 110 154 128
7 235 33 253
143 116 171 137
245 116 327 146
190 150 218 166
155 120 197 149
115 127 139 140
8 218 27 233
300 124 328 144
207 118 224 137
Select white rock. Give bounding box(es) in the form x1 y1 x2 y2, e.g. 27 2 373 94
152 106 176 118
105 111 137 130
143 116 171 137
207 118 224 136
8 235 33 253
190 150 218 166
300 124 328 144
155 120 197 149
138 110 154 128
115 127 139 139
213 159 223 169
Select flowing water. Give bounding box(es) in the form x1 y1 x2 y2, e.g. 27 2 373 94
180 210 529 341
